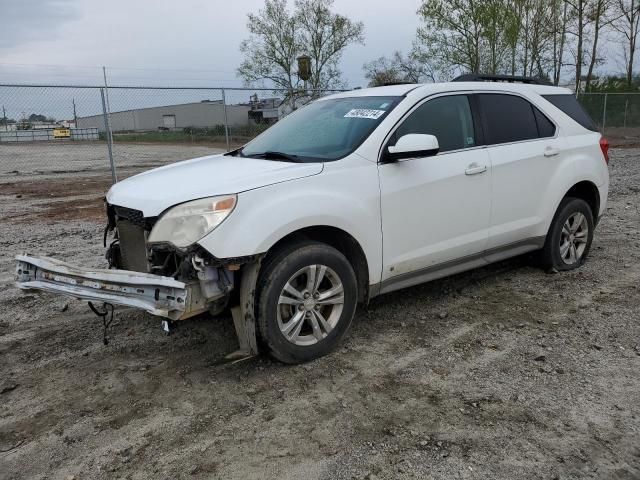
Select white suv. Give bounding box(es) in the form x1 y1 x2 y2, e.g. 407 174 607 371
16 76 610 363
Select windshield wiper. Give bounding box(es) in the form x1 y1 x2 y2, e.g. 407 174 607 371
224 147 242 157
245 151 303 162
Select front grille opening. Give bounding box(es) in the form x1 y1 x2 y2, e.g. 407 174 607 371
113 205 157 230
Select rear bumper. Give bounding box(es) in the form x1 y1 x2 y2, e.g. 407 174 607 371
15 255 188 320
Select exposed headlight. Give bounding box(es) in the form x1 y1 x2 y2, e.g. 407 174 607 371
148 195 237 248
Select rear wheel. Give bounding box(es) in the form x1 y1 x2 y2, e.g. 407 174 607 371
540 197 594 271
256 242 358 364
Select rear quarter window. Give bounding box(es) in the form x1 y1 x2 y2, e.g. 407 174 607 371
542 94 598 131
533 107 556 138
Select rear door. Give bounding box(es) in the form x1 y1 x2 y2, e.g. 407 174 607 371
476 93 567 250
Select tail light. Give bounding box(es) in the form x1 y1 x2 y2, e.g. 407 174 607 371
600 137 610 165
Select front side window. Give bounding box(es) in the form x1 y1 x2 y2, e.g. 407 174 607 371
392 95 476 153
240 96 400 162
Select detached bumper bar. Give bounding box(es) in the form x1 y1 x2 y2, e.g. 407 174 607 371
15 255 187 320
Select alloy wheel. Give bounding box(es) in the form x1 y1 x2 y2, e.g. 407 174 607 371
276 264 345 346
560 212 589 265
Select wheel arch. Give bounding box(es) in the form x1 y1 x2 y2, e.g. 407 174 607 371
564 180 600 219
543 179 601 240
262 225 370 304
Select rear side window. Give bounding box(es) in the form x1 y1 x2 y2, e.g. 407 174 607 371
543 94 597 131
477 94 539 145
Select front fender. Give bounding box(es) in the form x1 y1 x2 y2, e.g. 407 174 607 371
197 159 383 284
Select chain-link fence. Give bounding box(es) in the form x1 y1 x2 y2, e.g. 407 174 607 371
0 84 344 184
577 92 640 145
2 86 638 188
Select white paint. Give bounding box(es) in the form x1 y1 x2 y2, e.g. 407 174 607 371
97 81 611 288
106 154 322 216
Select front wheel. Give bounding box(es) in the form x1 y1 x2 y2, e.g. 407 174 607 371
540 197 594 271
256 242 358 364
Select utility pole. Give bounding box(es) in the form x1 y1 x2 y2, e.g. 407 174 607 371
2 105 6 131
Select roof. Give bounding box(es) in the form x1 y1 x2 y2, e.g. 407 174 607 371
322 82 572 101
325 84 421 99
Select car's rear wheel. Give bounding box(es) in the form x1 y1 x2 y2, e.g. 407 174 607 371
541 197 594 271
256 242 358 364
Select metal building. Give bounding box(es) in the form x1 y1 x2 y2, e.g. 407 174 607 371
77 100 251 132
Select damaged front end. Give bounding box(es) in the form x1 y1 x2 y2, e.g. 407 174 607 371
16 254 189 319
16 203 251 322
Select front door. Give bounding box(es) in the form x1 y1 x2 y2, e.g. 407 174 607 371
378 94 491 285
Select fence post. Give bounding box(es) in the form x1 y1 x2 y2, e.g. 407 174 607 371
602 93 608 134
624 98 629 128
222 88 230 152
100 88 117 184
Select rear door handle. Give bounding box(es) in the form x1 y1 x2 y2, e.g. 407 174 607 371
544 147 560 157
465 163 487 175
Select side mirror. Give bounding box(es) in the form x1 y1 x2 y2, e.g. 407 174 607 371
384 134 440 162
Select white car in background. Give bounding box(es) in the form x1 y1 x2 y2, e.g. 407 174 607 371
16 74 610 363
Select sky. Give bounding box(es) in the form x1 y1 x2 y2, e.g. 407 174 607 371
0 0 422 88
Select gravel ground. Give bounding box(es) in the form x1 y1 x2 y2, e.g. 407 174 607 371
0 149 639 480
0 142 223 176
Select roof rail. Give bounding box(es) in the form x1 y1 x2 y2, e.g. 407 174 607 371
452 74 552 86
380 81 416 87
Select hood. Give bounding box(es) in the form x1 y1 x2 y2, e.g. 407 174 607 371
106 153 323 216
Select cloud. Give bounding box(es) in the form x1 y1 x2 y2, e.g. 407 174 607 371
0 0 80 50
0 0 420 88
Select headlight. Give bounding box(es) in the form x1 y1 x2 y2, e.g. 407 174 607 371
148 195 237 248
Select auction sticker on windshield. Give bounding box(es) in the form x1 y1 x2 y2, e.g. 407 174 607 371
344 109 386 120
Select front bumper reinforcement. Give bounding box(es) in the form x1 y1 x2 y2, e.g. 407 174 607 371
15 255 188 320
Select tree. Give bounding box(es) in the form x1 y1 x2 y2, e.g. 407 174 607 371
584 0 613 91
414 0 555 79
565 0 593 92
412 0 636 87
237 0 364 95
520 0 558 78
28 113 53 123
396 50 437 82
237 0 299 93
363 56 402 87
563 0 613 92
477 0 518 74
362 51 435 86
610 0 640 86
415 0 484 76
551 0 571 85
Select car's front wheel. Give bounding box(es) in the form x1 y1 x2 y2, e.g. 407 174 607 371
256 242 358 364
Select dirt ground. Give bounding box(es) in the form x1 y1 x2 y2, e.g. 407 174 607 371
0 142 224 176
0 149 639 480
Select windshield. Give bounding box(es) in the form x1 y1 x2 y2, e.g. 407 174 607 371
240 96 400 162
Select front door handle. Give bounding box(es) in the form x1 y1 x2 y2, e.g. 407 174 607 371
465 163 487 175
544 147 560 157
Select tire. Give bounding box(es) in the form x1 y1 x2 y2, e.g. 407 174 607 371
256 241 358 364
540 197 594 271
